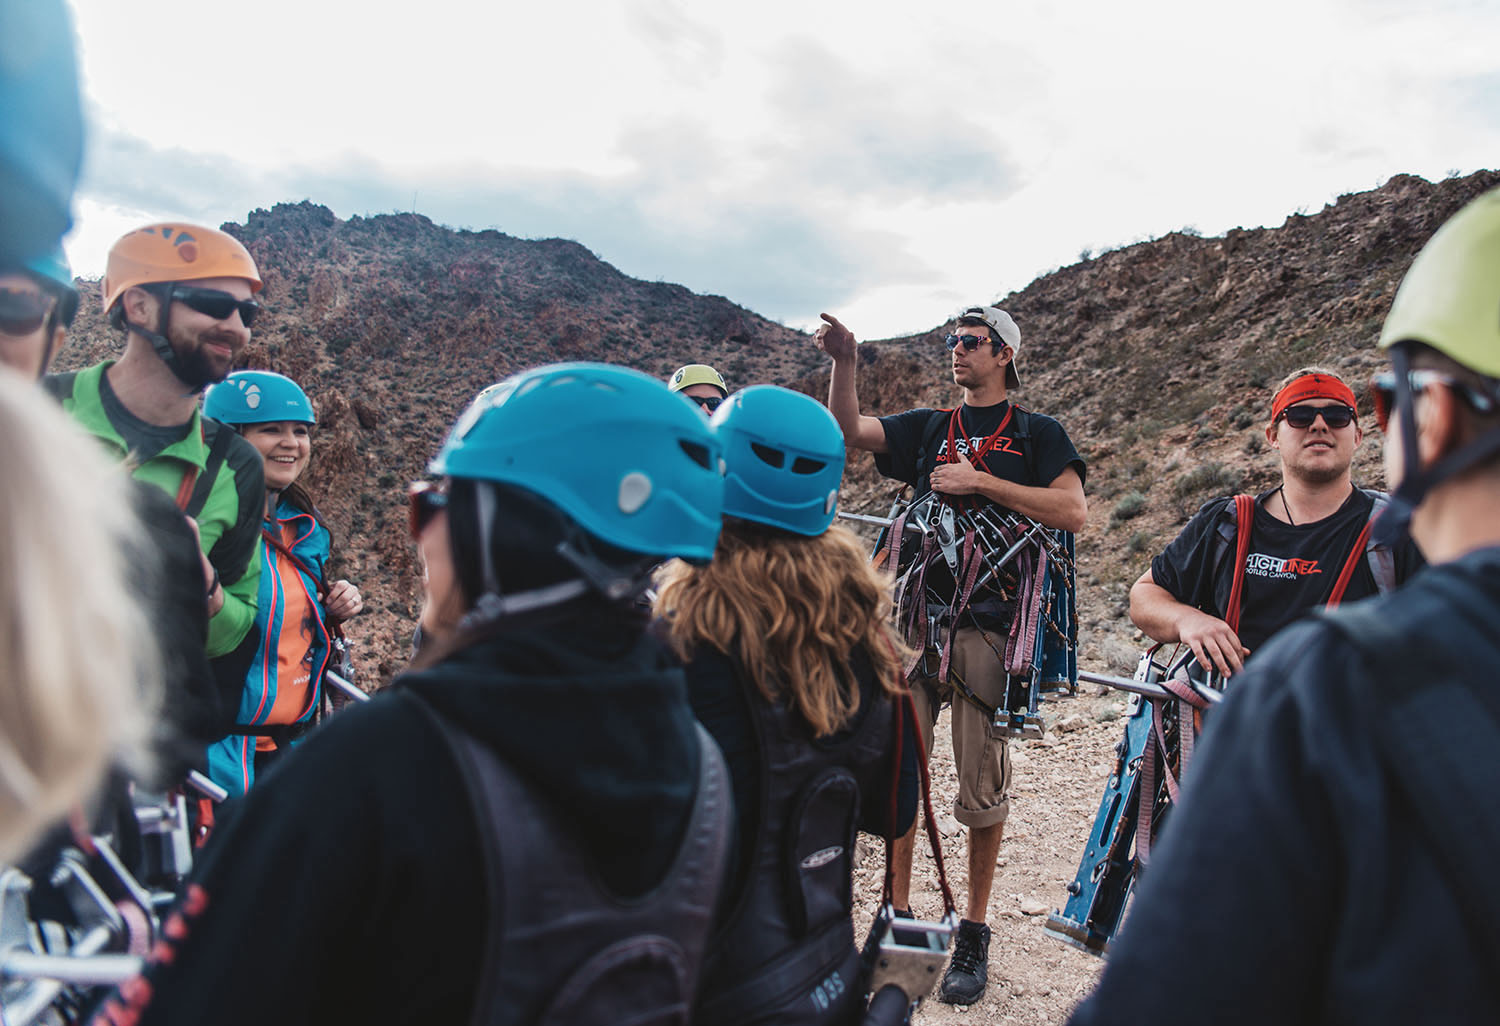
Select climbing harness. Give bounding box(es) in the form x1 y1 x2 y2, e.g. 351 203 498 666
842 488 1078 738
0 772 223 1024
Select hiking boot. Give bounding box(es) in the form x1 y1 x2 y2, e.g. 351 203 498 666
939 919 990 1005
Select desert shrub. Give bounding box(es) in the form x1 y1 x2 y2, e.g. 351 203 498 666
1172 462 1241 500
1110 491 1148 525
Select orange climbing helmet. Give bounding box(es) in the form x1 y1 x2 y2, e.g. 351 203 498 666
101 222 261 316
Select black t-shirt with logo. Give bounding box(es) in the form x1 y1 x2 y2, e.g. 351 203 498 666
1151 488 1425 654
873 401 1085 628
874 401 1086 495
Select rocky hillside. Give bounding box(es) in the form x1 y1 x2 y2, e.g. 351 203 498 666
55 171 1500 685
57 203 819 682
804 169 1500 671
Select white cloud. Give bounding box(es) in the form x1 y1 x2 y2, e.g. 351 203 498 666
64 0 1500 336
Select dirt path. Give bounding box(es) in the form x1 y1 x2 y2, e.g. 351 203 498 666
852 689 1129 1025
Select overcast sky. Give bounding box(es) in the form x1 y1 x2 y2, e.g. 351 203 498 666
63 0 1499 339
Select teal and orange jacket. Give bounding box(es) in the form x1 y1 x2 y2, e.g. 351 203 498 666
207 499 333 797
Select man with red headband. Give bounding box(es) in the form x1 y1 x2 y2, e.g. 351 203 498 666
1130 367 1423 676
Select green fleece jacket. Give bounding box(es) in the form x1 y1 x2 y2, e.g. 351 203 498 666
45 362 264 656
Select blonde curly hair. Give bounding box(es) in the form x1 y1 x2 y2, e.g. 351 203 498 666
654 520 907 737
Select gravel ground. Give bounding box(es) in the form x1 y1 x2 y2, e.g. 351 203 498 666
851 690 1130 1025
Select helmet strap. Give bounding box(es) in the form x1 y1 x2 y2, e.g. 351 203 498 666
556 537 650 603
459 579 591 632
461 481 598 627
1375 345 1500 545
124 284 210 391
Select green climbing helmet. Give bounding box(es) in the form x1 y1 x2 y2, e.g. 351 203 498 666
1379 186 1500 379
667 364 727 396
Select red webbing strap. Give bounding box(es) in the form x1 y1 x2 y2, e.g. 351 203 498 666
884 509 909 577
1160 675 1211 778
1005 541 1049 676
945 405 1016 474
1148 703 1182 805
899 532 938 678
1325 519 1375 609
173 421 210 513
882 692 903 906
174 465 198 511
944 405 1016 513
1138 675 1213 867
938 528 985 682
1224 494 1255 634
907 687 958 915
878 675 957 915
1136 728 1159 867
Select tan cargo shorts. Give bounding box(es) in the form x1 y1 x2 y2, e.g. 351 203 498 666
909 627 1012 829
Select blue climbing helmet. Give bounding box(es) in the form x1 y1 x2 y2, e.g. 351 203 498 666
712 384 845 536
431 362 725 562
204 371 316 426
0 1 84 265
22 244 78 327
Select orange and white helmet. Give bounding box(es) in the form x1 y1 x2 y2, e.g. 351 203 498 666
101 222 261 316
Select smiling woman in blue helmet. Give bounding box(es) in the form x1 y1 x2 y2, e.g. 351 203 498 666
201 370 363 797
653 384 916 1026
111 362 735 1026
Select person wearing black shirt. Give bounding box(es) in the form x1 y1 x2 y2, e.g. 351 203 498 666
815 305 1086 1007
1069 172 1500 1026
1131 368 1422 677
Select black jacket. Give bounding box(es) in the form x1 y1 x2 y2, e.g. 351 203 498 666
117 601 708 1026
1070 546 1500 1025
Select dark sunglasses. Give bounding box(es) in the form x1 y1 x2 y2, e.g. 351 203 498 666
1370 369 1499 432
0 288 56 336
170 285 261 327
1278 404 1356 430
690 394 724 412
944 333 999 352
407 480 449 539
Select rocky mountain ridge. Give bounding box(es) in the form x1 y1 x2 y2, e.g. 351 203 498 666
55 170 1500 683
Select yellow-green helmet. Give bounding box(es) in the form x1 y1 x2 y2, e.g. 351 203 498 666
667 363 727 396
1379 186 1500 379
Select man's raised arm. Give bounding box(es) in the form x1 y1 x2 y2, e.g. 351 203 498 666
815 313 888 453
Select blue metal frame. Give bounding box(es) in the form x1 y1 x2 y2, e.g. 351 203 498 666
1045 646 1203 955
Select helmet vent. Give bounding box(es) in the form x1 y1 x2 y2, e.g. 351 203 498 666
678 440 711 469
618 472 652 514
750 442 785 469
791 456 825 475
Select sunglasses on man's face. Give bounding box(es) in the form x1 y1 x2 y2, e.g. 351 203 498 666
944 333 999 353
407 480 449 539
690 394 724 412
1369 369 1500 432
0 288 56 337
170 285 261 328
1278 404 1356 430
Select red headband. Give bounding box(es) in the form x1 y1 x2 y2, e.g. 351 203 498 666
1270 373 1358 424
